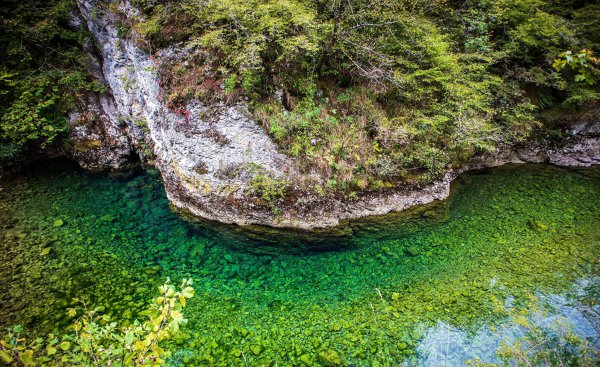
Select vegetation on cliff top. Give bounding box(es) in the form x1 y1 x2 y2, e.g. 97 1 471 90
126 0 600 193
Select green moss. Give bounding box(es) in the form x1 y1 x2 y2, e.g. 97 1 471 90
245 164 289 210
70 139 103 153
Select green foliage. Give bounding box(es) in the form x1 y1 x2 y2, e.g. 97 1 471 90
183 0 324 91
1 73 68 147
0 142 22 161
0 0 99 148
0 278 194 367
553 49 600 86
126 0 600 190
246 164 289 209
12 0 585 191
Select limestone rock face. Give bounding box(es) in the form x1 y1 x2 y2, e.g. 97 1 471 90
67 92 136 171
457 121 600 195
70 0 600 229
74 0 294 226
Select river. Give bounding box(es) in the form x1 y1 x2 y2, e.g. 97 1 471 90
1 161 598 366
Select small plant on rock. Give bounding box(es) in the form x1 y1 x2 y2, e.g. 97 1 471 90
245 164 289 214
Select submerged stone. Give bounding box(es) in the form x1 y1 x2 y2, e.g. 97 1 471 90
405 245 420 256
300 354 312 365
250 344 263 356
528 219 549 231
318 350 341 366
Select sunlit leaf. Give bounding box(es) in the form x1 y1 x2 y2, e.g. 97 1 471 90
182 287 195 299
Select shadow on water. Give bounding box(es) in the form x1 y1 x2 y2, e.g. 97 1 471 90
26 159 451 255
5 158 595 256
170 177 455 255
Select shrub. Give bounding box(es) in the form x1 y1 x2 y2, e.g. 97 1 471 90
0 0 100 149
0 278 195 367
246 164 289 209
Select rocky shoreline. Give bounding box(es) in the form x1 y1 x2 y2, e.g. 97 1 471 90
60 1 600 230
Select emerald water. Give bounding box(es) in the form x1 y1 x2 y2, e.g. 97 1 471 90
1 161 598 366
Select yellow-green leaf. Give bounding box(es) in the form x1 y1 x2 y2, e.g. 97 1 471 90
19 350 35 365
46 345 57 356
182 287 195 299
0 350 13 363
179 295 186 307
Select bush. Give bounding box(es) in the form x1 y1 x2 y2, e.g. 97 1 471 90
0 278 195 367
125 0 600 189
245 164 289 210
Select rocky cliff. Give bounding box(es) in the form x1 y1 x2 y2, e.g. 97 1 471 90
69 0 600 230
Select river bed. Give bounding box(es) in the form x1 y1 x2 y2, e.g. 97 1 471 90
0 161 598 366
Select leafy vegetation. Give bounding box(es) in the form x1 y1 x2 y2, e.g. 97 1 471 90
245 163 289 212
0 0 99 153
120 0 600 194
0 0 599 194
553 49 600 85
0 278 194 367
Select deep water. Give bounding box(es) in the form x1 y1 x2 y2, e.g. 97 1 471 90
0 161 599 366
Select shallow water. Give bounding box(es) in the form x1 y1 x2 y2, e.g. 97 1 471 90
0 161 598 366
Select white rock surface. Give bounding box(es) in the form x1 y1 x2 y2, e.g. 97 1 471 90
75 0 295 225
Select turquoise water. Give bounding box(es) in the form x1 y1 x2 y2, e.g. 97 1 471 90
0 161 598 366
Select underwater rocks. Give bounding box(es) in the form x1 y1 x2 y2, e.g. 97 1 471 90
318 350 342 367
1 162 599 365
249 344 263 356
528 219 549 232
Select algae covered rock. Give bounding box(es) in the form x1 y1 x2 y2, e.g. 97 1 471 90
405 245 420 256
300 353 312 366
250 344 263 356
528 219 549 231
318 349 341 366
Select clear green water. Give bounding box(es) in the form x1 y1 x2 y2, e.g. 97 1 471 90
0 161 598 366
